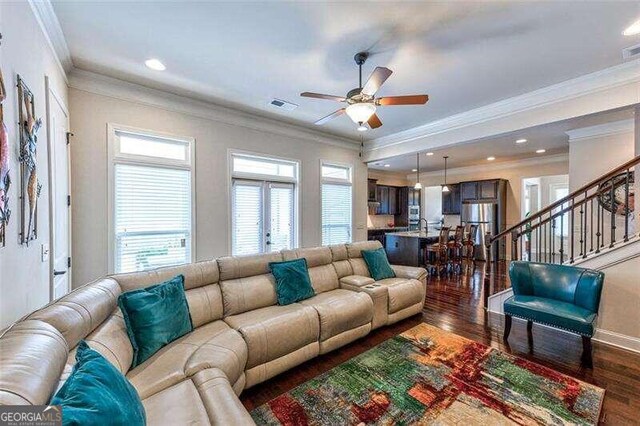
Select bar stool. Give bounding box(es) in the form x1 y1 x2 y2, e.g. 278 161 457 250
426 227 451 277
447 225 465 274
463 224 479 272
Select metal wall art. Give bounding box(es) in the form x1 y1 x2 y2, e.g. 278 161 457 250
0 69 9 247
17 76 42 245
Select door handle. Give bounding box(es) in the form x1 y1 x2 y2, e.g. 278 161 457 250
266 241 271 245
53 270 67 276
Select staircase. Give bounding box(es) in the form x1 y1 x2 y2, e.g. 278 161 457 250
484 155 640 351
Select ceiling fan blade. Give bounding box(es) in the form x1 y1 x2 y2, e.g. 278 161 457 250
361 67 393 97
367 113 382 129
314 108 346 125
377 95 429 106
301 92 346 102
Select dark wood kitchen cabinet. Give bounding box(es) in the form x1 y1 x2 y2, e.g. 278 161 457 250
442 183 461 215
388 187 398 215
461 182 478 202
479 180 498 200
368 179 378 201
376 186 389 214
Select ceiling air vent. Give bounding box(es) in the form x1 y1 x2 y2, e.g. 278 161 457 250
622 43 640 59
269 99 298 111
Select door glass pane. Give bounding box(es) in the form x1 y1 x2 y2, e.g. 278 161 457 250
232 181 263 255
269 184 294 252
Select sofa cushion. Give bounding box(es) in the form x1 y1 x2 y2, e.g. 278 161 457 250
299 289 373 341
377 278 425 314
82 309 133 374
270 259 315 305
118 275 193 368
362 248 396 281
504 295 597 336
282 247 339 293
339 275 375 287
126 321 247 399
0 320 68 406
51 341 145 426
224 304 319 368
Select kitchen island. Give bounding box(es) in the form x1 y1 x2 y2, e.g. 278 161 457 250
384 230 442 267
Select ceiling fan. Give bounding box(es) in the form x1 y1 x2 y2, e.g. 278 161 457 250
301 52 429 131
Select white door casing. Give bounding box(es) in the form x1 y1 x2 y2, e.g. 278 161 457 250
46 79 71 300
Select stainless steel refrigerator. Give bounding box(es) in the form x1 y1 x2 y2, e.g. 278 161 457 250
461 203 504 261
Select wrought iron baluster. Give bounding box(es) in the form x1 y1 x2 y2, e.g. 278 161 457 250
570 199 575 263
590 197 594 253
624 168 629 242
610 176 616 248
559 210 564 264
551 214 556 264
579 198 584 257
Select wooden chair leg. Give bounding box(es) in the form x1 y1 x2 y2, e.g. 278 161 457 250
503 314 512 341
582 336 593 368
527 320 534 350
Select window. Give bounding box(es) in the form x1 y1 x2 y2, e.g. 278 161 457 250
230 152 298 255
321 162 352 246
109 125 194 273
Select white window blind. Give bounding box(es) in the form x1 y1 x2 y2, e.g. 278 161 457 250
269 184 294 252
114 164 192 273
321 163 352 246
232 180 264 256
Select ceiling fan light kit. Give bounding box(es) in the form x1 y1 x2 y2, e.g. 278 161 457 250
301 51 428 131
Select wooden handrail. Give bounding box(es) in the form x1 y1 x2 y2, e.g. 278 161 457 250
489 155 640 244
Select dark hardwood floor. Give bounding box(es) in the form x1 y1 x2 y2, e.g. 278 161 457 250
241 262 640 425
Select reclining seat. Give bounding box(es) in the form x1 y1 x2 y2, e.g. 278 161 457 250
111 261 248 399
219 252 320 388
1 264 253 425
282 247 373 355
337 241 427 328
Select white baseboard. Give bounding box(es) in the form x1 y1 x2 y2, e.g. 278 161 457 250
593 329 640 354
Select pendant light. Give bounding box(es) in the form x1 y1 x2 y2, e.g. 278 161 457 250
441 156 450 193
414 153 422 189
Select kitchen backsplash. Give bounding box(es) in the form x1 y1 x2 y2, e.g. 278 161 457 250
367 214 395 229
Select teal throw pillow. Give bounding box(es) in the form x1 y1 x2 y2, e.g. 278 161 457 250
118 274 193 368
362 248 396 281
269 258 315 305
51 340 146 426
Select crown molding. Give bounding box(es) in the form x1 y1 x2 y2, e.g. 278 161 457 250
69 69 360 151
28 0 73 77
407 153 569 180
368 60 640 153
566 119 634 142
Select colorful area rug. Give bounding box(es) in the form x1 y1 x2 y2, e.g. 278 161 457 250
251 323 605 425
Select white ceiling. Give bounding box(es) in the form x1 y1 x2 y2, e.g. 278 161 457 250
52 1 639 140
368 107 635 173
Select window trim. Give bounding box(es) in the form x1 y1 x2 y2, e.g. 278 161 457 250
320 160 354 246
107 123 196 273
227 149 300 255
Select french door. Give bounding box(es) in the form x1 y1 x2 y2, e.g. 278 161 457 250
232 179 295 255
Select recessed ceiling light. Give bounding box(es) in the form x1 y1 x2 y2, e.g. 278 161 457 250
487 156 496 161
516 139 527 144
623 19 640 36
536 149 546 154
145 59 166 71
412 168 418 172
426 152 434 156
357 125 368 132
384 164 390 168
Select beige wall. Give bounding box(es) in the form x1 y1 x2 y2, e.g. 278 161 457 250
368 169 411 187
596 254 640 341
415 158 570 230
0 2 69 328
69 88 367 288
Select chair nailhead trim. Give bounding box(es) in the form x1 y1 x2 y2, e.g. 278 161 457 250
504 313 593 337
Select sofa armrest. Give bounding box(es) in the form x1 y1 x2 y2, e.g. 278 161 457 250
575 269 605 313
508 261 534 296
391 265 427 283
340 275 375 288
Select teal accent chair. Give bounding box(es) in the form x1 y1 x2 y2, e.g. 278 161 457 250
503 261 604 367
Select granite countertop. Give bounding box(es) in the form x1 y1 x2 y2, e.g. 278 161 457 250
385 230 440 238
367 227 409 232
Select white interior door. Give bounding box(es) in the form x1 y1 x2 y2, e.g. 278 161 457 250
47 85 71 300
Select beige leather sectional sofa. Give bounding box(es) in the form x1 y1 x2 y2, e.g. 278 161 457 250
0 241 426 425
